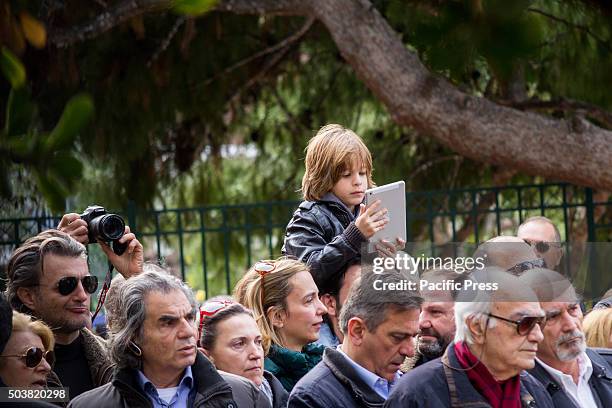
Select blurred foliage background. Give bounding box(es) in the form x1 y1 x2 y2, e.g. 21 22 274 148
1 0 611 295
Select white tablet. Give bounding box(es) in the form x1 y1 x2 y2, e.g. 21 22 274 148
364 181 407 252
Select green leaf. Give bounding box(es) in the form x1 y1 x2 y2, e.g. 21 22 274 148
0 47 26 88
50 152 83 183
4 87 35 137
45 93 94 152
33 169 67 212
4 133 34 159
173 0 218 16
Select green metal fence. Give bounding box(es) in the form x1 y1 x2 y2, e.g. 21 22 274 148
1 182 610 297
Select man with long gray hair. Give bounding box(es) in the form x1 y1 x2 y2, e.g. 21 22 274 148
288 268 422 407
385 268 554 407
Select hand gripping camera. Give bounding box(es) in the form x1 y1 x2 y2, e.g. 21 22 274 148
80 205 128 255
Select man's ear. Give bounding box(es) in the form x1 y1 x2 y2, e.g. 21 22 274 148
347 317 367 346
17 287 38 312
320 294 338 317
466 315 486 345
267 306 287 329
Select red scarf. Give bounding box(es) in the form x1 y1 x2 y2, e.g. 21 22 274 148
454 341 522 408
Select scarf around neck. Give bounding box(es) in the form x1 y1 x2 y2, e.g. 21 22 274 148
264 343 325 392
454 341 522 408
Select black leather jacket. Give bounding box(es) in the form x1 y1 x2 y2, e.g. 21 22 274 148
282 194 365 290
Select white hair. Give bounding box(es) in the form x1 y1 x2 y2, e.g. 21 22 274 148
453 301 496 344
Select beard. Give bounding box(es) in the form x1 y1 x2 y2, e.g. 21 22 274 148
554 330 586 362
417 328 453 358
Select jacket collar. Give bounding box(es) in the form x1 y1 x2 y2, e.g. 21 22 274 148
113 351 230 405
442 344 536 407
323 347 386 407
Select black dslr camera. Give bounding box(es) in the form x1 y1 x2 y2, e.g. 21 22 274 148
80 205 128 255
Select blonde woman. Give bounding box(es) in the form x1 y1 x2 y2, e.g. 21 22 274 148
0 311 55 388
583 308 612 348
235 258 327 392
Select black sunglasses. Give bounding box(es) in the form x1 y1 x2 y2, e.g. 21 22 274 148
507 258 545 276
486 313 547 336
57 276 98 296
522 239 561 254
0 347 55 368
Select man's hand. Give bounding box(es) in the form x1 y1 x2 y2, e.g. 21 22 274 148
99 226 144 279
355 200 389 239
57 213 89 244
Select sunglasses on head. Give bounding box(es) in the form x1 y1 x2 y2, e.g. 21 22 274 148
0 347 55 368
522 239 561 254
486 313 547 336
57 276 98 296
507 258 545 276
198 300 234 339
254 261 276 307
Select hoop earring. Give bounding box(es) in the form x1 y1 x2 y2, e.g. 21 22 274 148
129 341 142 357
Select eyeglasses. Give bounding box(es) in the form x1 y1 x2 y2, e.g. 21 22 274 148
254 261 276 308
507 258 545 276
0 347 55 368
523 239 562 254
56 276 98 296
486 313 547 336
198 300 234 339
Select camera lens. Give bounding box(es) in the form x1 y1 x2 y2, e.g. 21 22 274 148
98 214 125 241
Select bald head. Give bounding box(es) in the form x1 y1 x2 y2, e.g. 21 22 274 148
517 217 563 269
474 236 539 271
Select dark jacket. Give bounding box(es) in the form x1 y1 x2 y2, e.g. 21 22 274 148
288 347 388 408
528 348 612 408
282 194 365 290
265 343 325 392
46 328 114 390
264 370 289 408
67 352 237 408
384 344 555 408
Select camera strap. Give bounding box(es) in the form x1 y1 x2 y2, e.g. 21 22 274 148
91 262 114 323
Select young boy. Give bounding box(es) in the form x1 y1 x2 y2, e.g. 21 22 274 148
282 124 399 291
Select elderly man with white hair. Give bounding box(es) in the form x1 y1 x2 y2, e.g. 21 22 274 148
385 268 554 408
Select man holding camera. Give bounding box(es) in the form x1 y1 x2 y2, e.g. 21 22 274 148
5 209 143 400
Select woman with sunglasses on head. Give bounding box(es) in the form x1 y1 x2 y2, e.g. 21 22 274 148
234 258 328 392
0 311 55 388
199 296 288 408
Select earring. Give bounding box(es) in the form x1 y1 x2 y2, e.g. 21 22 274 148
128 341 142 357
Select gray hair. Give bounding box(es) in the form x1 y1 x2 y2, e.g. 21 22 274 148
6 230 86 313
339 268 422 335
110 269 197 369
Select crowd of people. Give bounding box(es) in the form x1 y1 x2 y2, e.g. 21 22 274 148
1 124 611 407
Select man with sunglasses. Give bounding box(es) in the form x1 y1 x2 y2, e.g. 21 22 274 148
5 229 143 401
518 216 564 271
385 268 554 408
521 269 612 408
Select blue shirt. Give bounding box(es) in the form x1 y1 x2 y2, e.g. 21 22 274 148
137 366 194 408
337 346 401 399
315 322 340 348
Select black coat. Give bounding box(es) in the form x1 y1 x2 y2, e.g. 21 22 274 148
528 348 612 408
264 370 289 408
67 352 237 408
384 344 555 408
288 347 387 408
282 195 365 290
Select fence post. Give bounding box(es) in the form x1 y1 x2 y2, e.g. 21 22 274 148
585 188 596 242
